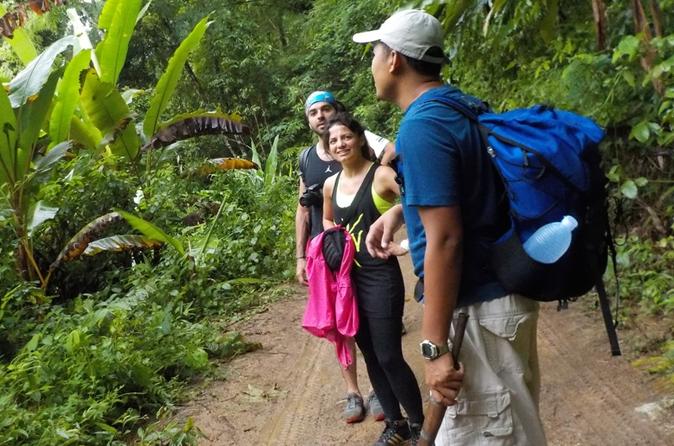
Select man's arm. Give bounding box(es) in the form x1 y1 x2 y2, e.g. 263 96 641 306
295 178 310 285
379 141 397 166
365 204 404 259
418 205 465 406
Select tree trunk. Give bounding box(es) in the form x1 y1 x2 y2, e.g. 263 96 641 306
648 0 664 37
632 0 664 95
592 0 607 50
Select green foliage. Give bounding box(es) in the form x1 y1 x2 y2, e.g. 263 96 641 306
80 68 141 159
0 286 239 445
49 50 92 147
95 0 143 85
613 236 674 314
117 210 186 256
6 35 76 108
143 16 212 139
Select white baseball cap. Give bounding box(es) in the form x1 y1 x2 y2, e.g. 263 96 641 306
352 9 448 64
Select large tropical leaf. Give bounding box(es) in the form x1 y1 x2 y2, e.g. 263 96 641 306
7 35 77 108
80 69 140 159
49 50 92 146
27 201 59 237
66 8 102 74
30 141 71 186
49 211 124 272
250 141 261 169
116 210 185 255
35 141 71 171
143 16 211 139
95 0 142 85
210 158 258 171
83 234 162 256
0 1 37 64
144 111 250 150
264 135 279 188
98 0 120 29
16 70 60 182
70 115 103 150
0 84 18 186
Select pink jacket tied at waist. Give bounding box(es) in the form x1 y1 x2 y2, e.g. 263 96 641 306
302 227 359 368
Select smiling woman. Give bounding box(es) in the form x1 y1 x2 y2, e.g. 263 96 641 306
321 112 424 444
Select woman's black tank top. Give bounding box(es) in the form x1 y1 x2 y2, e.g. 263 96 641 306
332 164 389 269
332 163 404 317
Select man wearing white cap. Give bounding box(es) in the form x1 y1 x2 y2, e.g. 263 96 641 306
357 9 547 446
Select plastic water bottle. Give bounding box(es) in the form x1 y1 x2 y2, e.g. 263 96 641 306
523 215 578 264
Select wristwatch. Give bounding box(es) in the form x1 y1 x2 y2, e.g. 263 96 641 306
419 339 450 360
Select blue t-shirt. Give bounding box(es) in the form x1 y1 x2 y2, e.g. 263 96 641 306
396 85 509 306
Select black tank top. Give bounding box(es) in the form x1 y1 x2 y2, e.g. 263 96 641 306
333 164 405 317
332 164 389 269
301 145 342 238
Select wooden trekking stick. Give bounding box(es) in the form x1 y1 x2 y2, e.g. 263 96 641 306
418 312 469 446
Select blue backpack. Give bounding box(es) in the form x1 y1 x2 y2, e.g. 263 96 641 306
436 97 620 355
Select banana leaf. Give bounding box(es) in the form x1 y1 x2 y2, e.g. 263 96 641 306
210 158 258 170
95 0 142 85
80 69 140 159
27 201 59 237
0 83 18 186
98 0 120 29
83 234 162 256
116 209 185 255
7 35 77 108
264 135 279 188
50 50 91 146
0 4 36 63
30 141 71 185
49 211 123 271
143 16 211 138
70 115 103 150
199 158 257 175
144 112 250 150
16 70 60 181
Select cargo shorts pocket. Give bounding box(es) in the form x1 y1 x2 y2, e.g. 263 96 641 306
478 310 536 375
444 389 514 446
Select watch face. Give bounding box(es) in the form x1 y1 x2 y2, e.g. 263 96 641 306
421 342 436 358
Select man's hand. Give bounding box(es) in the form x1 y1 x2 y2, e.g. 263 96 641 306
425 353 464 406
366 205 404 259
296 258 308 286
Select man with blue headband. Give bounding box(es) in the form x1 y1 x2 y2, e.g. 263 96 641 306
296 90 396 425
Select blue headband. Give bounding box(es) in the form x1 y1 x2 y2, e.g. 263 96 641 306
305 91 336 111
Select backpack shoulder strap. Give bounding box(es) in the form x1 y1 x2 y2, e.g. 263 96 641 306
431 96 492 144
299 145 313 183
432 96 481 121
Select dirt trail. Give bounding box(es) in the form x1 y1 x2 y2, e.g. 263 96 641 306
178 255 674 445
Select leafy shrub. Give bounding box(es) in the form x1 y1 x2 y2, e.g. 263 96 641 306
0 282 256 445
613 236 674 314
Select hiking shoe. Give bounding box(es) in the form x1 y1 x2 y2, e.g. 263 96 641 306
374 419 411 445
408 422 422 446
343 393 365 423
367 391 385 422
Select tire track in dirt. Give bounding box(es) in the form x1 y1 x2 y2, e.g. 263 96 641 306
538 303 673 446
177 257 673 445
